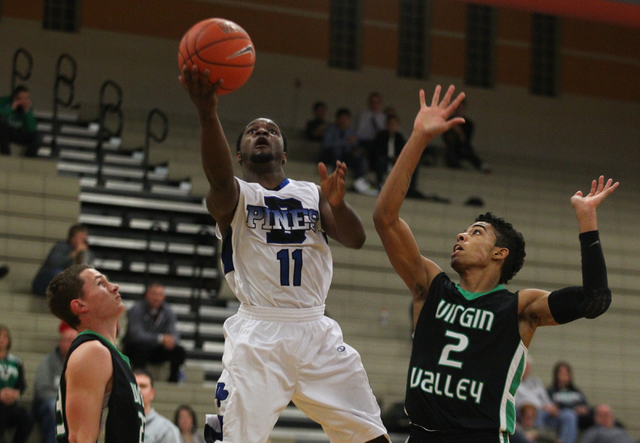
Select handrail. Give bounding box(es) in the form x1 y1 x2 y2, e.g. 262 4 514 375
96 80 123 185
51 53 77 157
189 226 215 349
142 108 169 190
144 222 166 287
11 48 33 92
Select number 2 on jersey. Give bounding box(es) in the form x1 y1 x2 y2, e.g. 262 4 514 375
277 249 303 286
438 330 469 369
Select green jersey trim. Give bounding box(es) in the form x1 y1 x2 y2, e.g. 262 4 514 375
78 330 131 367
499 342 527 434
455 283 506 300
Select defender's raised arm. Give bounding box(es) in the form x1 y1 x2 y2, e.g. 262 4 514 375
373 86 465 307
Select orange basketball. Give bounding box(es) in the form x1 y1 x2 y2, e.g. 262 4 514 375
178 18 255 95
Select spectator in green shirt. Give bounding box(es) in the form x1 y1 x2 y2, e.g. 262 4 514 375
0 324 34 443
0 85 40 157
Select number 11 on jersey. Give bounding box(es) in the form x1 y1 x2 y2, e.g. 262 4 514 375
277 249 303 286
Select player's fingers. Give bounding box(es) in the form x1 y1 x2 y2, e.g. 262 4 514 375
318 162 328 180
202 69 211 87
419 89 426 109
596 175 606 193
602 179 619 195
441 85 455 107
449 91 466 113
178 75 188 90
445 117 465 131
431 85 441 107
211 78 223 93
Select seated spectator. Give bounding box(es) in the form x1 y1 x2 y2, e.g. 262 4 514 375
548 361 594 430
516 356 578 443
579 404 636 443
305 101 328 142
355 91 386 173
0 85 41 157
517 403 560 443
0 265 8 280
123 283 186 383
134 369 182 443
442 97 491 173
319 107 378 196
174 405 205 443
0 325 34 443
32 322 78 443
371 114 426 199
32 224 94 297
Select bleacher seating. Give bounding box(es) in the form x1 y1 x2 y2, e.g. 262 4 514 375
2 106 639 442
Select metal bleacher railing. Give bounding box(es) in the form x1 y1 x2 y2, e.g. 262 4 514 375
51 53 77 157
143 108 169 191
96 79 123 185
11 47 33 92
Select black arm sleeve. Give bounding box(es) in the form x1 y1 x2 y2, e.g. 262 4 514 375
548 230 611 324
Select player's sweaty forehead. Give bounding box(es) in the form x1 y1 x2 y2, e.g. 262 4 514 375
463 222 498 239
243 118 280 134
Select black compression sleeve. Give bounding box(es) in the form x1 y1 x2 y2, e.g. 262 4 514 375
580 230 608 289
579 230 611 318
548 231 611 324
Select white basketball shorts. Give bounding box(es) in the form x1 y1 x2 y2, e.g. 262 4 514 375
212 303 387 442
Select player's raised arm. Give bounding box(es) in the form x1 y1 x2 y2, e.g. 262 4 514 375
180 65 239 227
318 161 366 249
519 176 618 344
373 86 465 297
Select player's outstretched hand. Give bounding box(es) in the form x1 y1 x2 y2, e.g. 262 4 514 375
179 65 222 116
571 176 619 213
413 85 466 141
318 161 347 207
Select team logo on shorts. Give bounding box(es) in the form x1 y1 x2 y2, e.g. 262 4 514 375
337 346 346 352
215 382 229 407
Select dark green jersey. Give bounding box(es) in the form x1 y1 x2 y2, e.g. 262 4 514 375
56 331 145 443
406 273 527 443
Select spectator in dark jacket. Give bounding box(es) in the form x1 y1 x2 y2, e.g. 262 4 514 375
123 283 186 383
371 114 426 199
548 361 594 430
32 224 95 297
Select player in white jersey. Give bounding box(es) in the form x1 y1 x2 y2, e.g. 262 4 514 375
180 67 389 442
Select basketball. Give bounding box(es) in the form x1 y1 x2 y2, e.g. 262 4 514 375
178 18 255 95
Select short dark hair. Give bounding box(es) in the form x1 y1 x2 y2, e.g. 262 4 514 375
11 85 29 101
174 404 198 432
0 325 12 351
133 368 154 387
335 107 351 119
475 212 525 284
145 282 164 294
368 91 381 102
67 224 88 241
235 122 288 153
47 264 92 329
312 101 326 112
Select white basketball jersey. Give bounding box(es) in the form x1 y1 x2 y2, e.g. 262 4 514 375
217 177 333 308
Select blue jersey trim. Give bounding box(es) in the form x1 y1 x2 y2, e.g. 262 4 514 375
267 178 290 191
221 227 235 275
